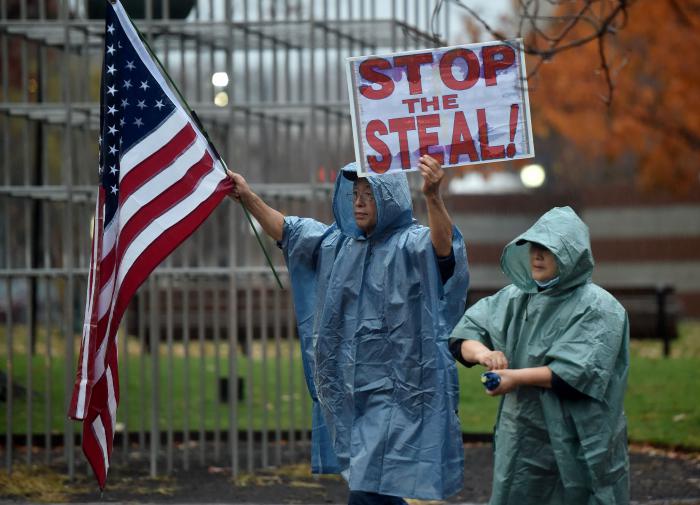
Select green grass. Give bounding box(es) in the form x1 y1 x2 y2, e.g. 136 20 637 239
2 321 700 449
1 327 311 435
624 321 700 448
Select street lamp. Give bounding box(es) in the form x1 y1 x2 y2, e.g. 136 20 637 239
211 72 229 87
520 163 546 188
214 92 229 107
212 72 229 107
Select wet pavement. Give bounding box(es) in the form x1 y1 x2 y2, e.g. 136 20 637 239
1 442 699 504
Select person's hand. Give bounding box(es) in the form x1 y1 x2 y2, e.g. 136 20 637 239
474 349 508 370
485 368 518 397
418 155 445 197
226 169 253 204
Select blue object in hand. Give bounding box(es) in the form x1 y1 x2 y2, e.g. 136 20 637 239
481 371 501 391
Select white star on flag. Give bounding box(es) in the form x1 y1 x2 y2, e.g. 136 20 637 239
139 80 149 91
106 44 115 55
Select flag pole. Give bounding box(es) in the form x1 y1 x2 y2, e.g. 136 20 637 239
117 1 284 289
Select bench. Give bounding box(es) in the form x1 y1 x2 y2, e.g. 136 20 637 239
466 285 680 356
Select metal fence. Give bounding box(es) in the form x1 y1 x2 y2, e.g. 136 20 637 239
0 0 449 479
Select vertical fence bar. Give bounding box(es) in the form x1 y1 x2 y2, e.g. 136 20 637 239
228 206 239 478
257 1 264 181
158 5 174 474
391 0 397 51
1 26 8 376
166 275 174 473
335 0 342 106
286 276 296 456
39 32 51 464
245 277 254 472
44 277 53 464
21 15 33 463
213 225 222 463
273 268 282 466
149 275 160 477
445 0 450 43
26 274 33 467
301 0 315 446
182 274 191 470
138 292 146 455
415 0 420 38
62 0 76 477
260 281 268 467
4 278 12 473
403 0 409 50
121 309 129 462
243 0 251 202
224 0 240 479
197 274 205 464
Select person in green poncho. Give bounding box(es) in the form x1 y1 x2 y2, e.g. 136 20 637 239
449 206 629 505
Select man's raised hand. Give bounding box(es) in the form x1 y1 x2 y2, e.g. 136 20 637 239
418 155 445 197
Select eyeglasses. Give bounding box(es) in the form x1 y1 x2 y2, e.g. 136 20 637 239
349 191 375 204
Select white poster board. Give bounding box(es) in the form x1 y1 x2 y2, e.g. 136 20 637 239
346 39 535 176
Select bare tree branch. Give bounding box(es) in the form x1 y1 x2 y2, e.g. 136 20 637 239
440 0 635 105
598 33 613 105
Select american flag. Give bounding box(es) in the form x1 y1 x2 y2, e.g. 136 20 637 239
68 0 231 488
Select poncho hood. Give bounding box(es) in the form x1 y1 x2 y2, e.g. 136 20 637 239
500 206 594 293
333 162 414 240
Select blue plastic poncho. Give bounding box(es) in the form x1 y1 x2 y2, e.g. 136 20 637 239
279 163 469 499
450 206 630 505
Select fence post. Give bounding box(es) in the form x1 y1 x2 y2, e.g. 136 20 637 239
656 285 671 357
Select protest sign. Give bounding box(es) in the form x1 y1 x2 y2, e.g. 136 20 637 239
346 39 534 176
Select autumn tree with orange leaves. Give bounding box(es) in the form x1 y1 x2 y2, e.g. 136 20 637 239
528 0 700 193
449 0 700 193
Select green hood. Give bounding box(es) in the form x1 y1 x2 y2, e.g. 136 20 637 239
500 206 594 293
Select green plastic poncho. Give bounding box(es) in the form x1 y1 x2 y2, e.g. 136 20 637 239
280 163 469 499
450 206 629 505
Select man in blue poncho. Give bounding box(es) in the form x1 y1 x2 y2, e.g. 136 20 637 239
227 155 469 504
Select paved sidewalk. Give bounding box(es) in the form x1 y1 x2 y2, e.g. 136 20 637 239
1 443 699 504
